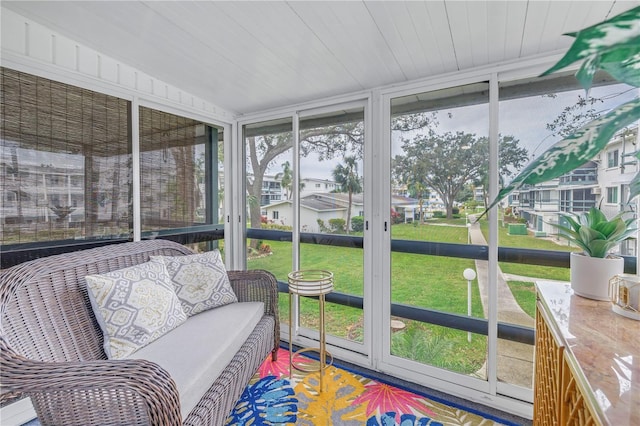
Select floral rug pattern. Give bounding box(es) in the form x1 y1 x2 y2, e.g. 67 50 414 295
226 348 519 425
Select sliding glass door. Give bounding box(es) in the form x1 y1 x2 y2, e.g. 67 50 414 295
297 105 367 352
386 82 491 388
242 101 369 355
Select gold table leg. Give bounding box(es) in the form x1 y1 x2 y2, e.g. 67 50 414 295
288 292 332 392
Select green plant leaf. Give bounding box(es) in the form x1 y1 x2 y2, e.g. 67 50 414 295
541 7 640 90
482 98 640 216
587 207 606 227
578 225 604 244
563 214 582 233
628 170 640 202
588 239 612 258
599 45 640 88
609 219 639 242
593 219 617 237
554 225 588 252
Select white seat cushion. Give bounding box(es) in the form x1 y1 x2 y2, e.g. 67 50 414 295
126 301 264 418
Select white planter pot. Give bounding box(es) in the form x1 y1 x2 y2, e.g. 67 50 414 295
570 252 624 301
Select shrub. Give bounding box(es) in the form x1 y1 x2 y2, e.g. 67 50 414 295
329 218 346 233
433 211 445 218
317 219 330 233
351 216 364 232
261 223 292 231
391 209 403 224
452 207 459 215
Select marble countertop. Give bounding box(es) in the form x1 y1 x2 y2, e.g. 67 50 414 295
536 281 639 426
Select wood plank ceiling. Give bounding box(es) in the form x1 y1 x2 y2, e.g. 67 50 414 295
2 1 637 116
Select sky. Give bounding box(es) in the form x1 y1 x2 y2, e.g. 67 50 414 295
264 81 639 184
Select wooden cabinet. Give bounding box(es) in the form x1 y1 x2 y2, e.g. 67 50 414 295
533 302 565 425
560 355 597 425
535 300 599 425
534 282 639 426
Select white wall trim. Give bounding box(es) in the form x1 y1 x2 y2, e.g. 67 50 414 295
1 7 235 125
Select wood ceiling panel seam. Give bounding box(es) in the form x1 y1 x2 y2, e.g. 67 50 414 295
362 2 409 82
238 9 346 86
538 2 574 55
390 2 435 79
159 2 295 84
351 3 408 82
500 0 528 61
443 1 473 71
195 3 330 91
146 1 299 110
321 1 401 85
406 1 451 76
486 1 509 65
286 1 364 90
368 2 425 79
465 1 490 68
519 1 553 58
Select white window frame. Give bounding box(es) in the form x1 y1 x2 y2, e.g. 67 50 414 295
606 186 619 204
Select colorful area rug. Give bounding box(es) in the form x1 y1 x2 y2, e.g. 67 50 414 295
226 348 520 425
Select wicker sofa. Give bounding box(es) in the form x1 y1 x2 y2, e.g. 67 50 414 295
0 239 279 425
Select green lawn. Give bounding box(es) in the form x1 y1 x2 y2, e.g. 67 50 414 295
478 219 575 281
506 281 537 318
392 220 468 243
247 218 567 374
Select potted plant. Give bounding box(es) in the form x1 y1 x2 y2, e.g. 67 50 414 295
552 207 636 300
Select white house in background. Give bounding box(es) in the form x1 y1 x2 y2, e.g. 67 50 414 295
263 192 420 231
263 192 363 232
300 178 339 198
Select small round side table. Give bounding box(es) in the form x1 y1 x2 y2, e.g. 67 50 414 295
287 269 333 392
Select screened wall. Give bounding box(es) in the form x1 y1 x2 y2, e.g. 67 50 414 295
1 67 225 267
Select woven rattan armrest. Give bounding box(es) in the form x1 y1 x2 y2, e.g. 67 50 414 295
1 343 182 426
227 270 280 360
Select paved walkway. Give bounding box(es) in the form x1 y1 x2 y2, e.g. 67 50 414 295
467 217 534 388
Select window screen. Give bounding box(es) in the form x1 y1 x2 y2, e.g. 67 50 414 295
1 67 132 245
138 107 222 232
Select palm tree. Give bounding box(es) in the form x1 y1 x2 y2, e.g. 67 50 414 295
275 161 293 199
408 182 429 224
332 156 362 234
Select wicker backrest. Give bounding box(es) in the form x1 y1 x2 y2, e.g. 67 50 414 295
0 239 194 363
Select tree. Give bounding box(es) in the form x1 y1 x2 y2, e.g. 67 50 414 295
407 182 429 224
275 161 293 199
393 131 527 219
245 111 436 233
246 133 291 235
332 156 362 234
474 134 529 207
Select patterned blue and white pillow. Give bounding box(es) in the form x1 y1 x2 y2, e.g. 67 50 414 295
151 250 238 317
85 260 187 359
